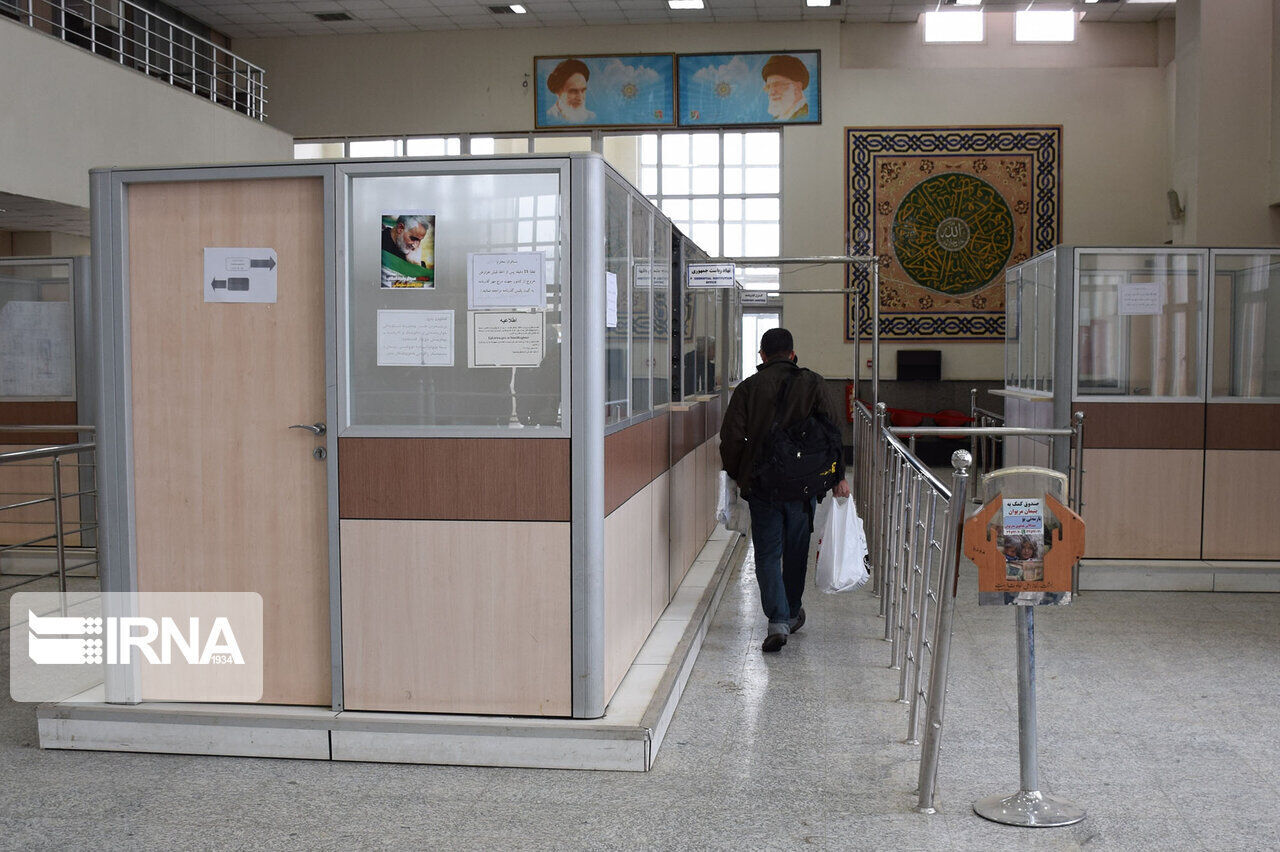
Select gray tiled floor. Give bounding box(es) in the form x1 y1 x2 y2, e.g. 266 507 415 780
2 555 1279 850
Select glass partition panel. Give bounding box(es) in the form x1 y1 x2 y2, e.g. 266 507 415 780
344 169 566 430
1212 252 1280 398
706 286 722 392
1018 260 1037 388
1034 253 1056 392
629 194 653 416
1005 267 1019 387
651 218 673 407
0 260 76 400
605 177 632 425
1076 251 1205 398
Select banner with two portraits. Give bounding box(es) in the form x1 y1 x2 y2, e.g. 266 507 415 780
533 51 821 130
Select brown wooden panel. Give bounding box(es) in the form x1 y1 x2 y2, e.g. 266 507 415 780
650 411 671 480
340 437 570 521
605 420 654 516
704 395 723 437
1081 449 1203 559
1202 451 1280 559
1075 402 1204 449
1206 404 1280 450
672 403 705 463
0 402 78 444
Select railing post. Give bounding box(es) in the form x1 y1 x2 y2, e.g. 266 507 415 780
904 487 941 743
52 455 68 599
969 387 977 469
874 402 888 609
1070 410 1085 597
915 449 971 814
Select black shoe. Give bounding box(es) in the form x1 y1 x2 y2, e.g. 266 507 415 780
789 608 806 635
762 632 788 653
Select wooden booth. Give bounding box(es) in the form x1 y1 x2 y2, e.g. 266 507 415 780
90 154 740 718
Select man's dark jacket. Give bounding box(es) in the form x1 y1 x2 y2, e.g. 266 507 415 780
719 358 840 497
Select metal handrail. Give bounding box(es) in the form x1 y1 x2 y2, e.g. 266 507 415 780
0 438 98 594
853 400 1087 813
1 0 266 120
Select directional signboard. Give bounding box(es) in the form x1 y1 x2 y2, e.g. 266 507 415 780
687 262 736 288
204 247 278 303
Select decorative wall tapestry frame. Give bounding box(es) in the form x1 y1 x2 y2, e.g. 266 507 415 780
846 126 1061 342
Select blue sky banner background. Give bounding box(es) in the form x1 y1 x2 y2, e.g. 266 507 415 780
678 51 821 127
535 55 675 128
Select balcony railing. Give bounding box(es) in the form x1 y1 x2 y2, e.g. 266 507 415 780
1 0 266 120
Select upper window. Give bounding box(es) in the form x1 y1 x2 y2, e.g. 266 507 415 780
1015 10 1076 43
923 11 984 43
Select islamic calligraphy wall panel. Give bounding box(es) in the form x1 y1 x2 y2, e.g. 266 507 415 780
846 127 1061 342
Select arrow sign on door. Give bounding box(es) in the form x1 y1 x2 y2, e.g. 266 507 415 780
204 248 278 303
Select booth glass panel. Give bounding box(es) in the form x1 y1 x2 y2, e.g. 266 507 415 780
344 170 566 430
651 218 673 407
1212 252 1280 399
1076 251 1205 398
1018 260 1037 388
0 260 76 400
1035 253 1056 393
1005 268 1019 388
630 194 653 416
605 177 632 425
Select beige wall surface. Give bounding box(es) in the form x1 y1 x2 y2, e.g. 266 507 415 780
0 23 293 209
240 20 1171 380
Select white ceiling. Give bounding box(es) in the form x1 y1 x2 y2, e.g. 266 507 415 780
174 0 1175 41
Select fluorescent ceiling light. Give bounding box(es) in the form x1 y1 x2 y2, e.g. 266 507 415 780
953 0 982 5
668 0 705 9
806 0 832 7
923 10 984 43
1015 9 1075 41
1126 0 1174 3
509 3 526 11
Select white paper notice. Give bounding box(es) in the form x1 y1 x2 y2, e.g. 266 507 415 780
687 262 736 288
1118 282 1165 316
606 272 618 328
204 247 278 303
376 310 454 366
633 263 671 290
469 312 545 368
467 252 546 310
0 301 73 397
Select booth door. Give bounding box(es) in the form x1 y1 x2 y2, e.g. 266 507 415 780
126 178 331 706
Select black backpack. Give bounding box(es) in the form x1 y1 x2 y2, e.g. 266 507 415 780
750 372 843 502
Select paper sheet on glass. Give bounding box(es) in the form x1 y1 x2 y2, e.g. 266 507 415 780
1117 282 1164 315
606 271 618 327
0 301 74 397
469 312 545 368
376 309 454 366
467 252 546 310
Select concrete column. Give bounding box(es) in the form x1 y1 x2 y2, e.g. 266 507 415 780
1172 0 1280 245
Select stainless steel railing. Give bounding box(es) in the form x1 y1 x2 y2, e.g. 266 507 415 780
0 429 98 595
969 387 1006 478
852 400 1086 813
2 0 266 120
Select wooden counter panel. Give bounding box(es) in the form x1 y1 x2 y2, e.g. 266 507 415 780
650 411 671 481
672 403 705 463
1202 451 1280 559
605 421 654 516
704 395 723 437
339 437 570 521
340 519 571 716
1206 404 1280 450
0 402 78 444
1075 402 1204 450
1081 448 1203 559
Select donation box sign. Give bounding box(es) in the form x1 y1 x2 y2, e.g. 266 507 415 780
964 492 1085 606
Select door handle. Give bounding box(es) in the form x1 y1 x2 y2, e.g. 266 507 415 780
289 422 327 436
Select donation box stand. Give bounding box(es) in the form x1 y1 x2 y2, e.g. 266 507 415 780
964 466 1087 828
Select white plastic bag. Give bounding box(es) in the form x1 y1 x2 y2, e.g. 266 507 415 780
716 471 752 534
814 495 870 593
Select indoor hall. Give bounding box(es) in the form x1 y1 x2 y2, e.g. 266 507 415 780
2 544 1279 850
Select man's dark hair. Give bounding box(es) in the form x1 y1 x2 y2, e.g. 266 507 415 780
760 327 794 359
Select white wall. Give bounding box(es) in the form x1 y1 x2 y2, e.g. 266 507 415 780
0 22 294 209
239 20 1171 380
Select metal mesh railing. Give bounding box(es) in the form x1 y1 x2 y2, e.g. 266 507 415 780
1 0 266 120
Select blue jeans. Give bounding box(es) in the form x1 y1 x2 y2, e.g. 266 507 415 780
747 494 816 633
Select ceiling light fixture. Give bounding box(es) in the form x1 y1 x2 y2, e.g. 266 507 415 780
806 0 833 7
509 3 526 12
668 0 705 10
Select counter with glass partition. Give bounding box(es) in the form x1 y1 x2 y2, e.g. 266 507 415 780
91 153 738 720
1002 246 1280 565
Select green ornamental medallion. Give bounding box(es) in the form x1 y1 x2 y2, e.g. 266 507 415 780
890 172 1014 296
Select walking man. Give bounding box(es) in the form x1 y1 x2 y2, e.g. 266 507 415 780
720 328 850 653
